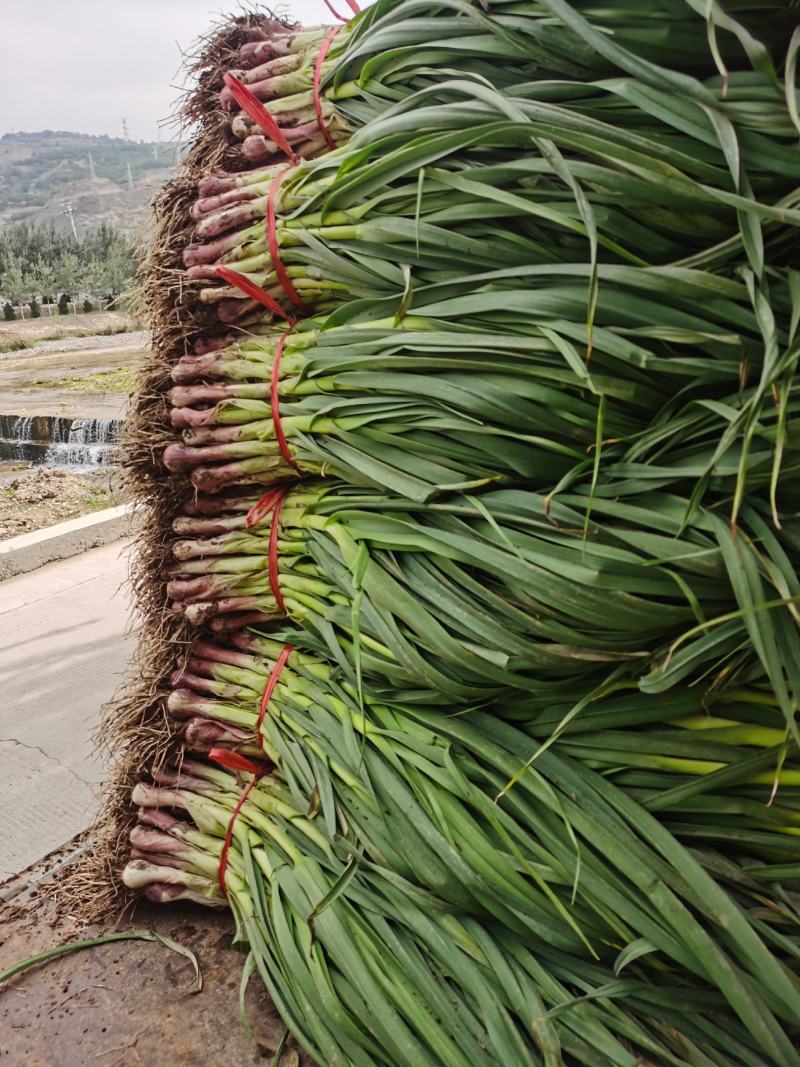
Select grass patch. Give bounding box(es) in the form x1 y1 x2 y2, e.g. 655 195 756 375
64 368 139 393
30 367 139 394
0 339 30 353
84 483 117 510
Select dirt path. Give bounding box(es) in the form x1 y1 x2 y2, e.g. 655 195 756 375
0 338 145 419
2 330 149 361
0 310 136 351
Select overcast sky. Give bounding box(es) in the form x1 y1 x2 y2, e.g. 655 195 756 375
0 0 344 142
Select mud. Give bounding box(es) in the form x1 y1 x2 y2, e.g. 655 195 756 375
0 846 308 1067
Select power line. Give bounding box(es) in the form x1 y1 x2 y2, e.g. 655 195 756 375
62 201 78 241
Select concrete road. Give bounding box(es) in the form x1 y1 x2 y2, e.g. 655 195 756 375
0 539 135 881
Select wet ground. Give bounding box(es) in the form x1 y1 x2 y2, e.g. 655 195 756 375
0 335 146 421
1 845 307 1067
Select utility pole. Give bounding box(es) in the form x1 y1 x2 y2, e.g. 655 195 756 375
126 162 134 191
62 201 78 241
121 117 130 141
88 152 96 180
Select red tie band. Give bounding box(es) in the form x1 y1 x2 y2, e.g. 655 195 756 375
207 747 265 896
314 27 342 151
268 167 309 312
257 643 294 743
214 264 296 324
245 482 293 614
222 73 299 164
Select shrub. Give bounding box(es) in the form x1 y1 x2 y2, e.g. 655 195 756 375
29 298 41 318
83 299 94 313
58 293 70 315
3 302 15 321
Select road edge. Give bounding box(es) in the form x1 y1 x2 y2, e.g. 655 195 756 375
0 503 135 580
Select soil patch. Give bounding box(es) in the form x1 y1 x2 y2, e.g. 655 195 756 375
0 467 126 539
0 844 308 1067
0 311 137 352
0 339 144 419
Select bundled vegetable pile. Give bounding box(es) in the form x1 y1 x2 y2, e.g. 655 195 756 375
94 2 800 1064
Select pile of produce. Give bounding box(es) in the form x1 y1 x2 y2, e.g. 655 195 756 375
93 2 800 1063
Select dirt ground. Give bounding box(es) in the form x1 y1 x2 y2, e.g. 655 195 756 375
0 844 308 1067
0 467 126 539
0 336 145 420
0 311 136 351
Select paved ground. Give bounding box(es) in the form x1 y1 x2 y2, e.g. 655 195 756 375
0 539 305 1067
0 542 309 1065
0 539 136 881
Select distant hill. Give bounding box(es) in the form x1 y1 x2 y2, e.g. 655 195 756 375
0 131 178 237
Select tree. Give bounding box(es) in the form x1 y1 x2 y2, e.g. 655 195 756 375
0 221 142 315
1 255 30 319
32 256 57 317
104 240 136 297
55 251 84 316
55 249 81 296
58 292 70 315
3 302 15 321
84 256 108 300
29 298 41 317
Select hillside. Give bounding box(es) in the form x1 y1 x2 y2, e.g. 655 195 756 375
0 131 178 236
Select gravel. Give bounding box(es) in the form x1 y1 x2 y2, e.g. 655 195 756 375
2 331 149 360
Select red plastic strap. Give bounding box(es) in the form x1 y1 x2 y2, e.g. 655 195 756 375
244 484 291 613
268 168 309 312
223 73 299 164
256 643 293 744
271 330 301 474
208 746 265 896
209 748 262 775
268 487 289 613
322 0 352 21
214 264 296 324
245 485 284 528
314 27 341 150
